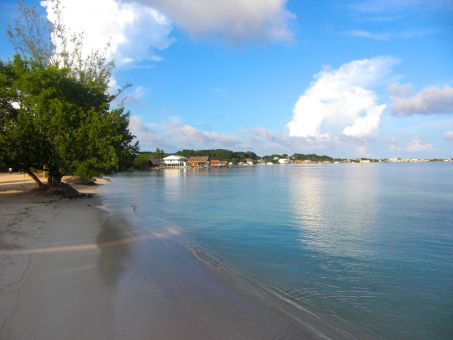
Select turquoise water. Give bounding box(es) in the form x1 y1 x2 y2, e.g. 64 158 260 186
101 163 453 339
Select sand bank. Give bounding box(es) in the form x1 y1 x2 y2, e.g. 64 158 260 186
0 179 353 339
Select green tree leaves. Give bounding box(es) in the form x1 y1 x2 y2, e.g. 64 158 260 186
0 56 138 186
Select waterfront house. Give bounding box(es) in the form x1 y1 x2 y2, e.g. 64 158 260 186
188 156 210 167
210 160 227 167
244 158 254 165
162 155 187 167
278 158 290 164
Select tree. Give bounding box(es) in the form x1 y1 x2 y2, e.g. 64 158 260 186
0 56 138 191
0 0 138 193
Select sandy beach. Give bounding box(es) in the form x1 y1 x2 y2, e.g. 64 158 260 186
0 173 351 340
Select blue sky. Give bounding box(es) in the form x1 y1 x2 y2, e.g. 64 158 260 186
1 0 452 157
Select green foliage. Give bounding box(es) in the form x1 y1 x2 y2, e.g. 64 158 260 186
174 149 258 163
133 153 152 169
131 148 166 169
0 56 138 182
292 153 334 162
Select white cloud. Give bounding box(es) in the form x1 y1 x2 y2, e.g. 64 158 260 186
445 130 453 143
129 116 239 150
287 56 398 140
129 116 167 149
405 137 434 152
343 30 389 41
349 0 453 14
390 84 453 116
342 104 385 138
129 0 294 42
162 120 239 148
388 82 412 97
389 137 436 153
343 29 438 41
41 0 174 67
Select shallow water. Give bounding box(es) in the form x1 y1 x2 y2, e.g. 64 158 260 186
101 163 453 339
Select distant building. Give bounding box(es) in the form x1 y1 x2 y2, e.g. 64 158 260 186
278 158 290 164
162 155 187 167
244 158 254 165
210 160 227 167
188 156 210 167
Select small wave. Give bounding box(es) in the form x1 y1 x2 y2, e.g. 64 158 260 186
187 242 359 340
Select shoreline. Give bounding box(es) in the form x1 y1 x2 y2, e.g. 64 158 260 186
0 177 361 339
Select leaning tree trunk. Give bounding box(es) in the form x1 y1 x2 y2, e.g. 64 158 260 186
25 169 45 188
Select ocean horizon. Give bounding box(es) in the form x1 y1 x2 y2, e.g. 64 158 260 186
100 163 453 339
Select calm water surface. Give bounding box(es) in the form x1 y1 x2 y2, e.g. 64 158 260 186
101 163 453 339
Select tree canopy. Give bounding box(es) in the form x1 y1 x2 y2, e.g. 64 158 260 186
0 0 138 191
0 56 137 187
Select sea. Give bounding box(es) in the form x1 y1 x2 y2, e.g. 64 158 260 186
100 163 453 339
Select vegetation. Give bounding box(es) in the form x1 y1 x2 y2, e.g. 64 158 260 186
175 149 258 163
261 154 288 163
132 148 165 169
0 0 138 192
292 153 334 162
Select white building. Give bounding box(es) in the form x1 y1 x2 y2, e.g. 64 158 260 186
278 158 290 164
162 155 188 167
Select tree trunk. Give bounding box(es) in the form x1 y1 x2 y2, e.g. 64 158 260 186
25 169 45 188
48 171 80 198
47 171 62 189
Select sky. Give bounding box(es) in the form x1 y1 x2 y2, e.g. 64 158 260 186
1 0 452 158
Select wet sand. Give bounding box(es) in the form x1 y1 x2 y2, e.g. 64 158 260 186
0 177 353 339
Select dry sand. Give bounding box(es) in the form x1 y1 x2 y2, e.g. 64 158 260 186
0 173 351 340
0 172 47 194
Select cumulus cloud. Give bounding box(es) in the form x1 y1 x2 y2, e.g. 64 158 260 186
129 0 294 42
445 130 453 143
130 117 386 156
162 120 239 148
405 137 434 152
41 0 174 67
389 137 435 153
389 84 453 116
129 116 239 150
129 116 168 149
287 56 398 140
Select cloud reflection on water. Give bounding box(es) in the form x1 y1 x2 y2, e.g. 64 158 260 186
288 165 380 258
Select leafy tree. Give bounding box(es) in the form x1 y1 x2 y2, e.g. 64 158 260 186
133 153 153 169
0 1 138 192
0 56 137 189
